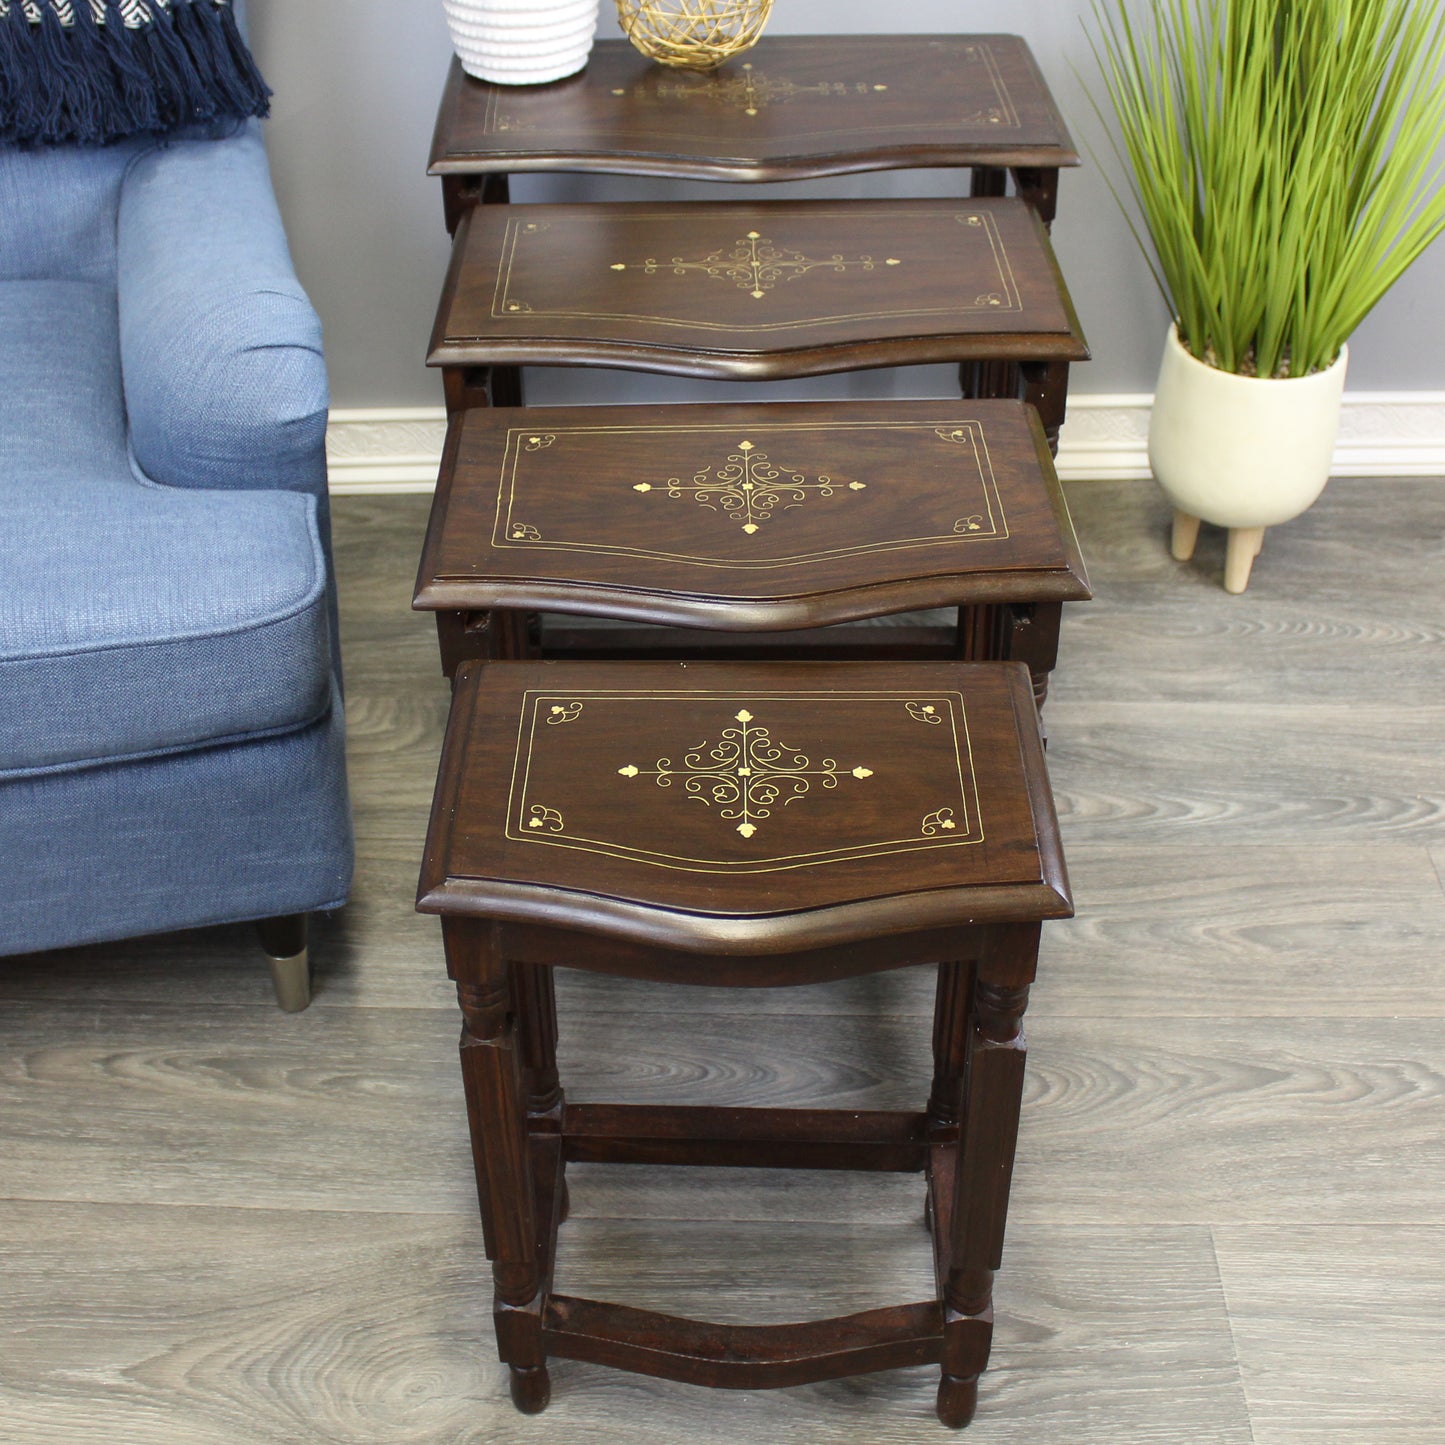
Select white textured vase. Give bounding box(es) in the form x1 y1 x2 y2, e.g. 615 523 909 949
444 0 600 86
1149 324 1348 529
1148 324 1348 592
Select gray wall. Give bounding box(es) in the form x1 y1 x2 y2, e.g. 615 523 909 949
249 0 1445 411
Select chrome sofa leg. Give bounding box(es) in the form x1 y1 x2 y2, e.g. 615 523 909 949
257 913 311 1012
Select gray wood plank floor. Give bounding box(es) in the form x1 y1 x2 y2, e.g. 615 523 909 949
2 478 1442 1443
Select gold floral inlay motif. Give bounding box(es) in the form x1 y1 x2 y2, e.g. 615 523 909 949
526 805 564 832
616 708 873 840
907 702 943 725
545 702 583 725
921 807 957 835
631 439 866 536
635 64 889 117
610 230 901 300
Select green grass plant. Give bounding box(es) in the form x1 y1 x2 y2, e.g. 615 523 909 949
1089 0 1445 378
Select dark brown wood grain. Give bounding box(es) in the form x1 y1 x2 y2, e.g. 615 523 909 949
428 198 1088 382
429 37 1078 185
417 659 1070 947
561 1103 930 1171
415 399 1089 626
425 658 1067 1420
543 1295 945 1389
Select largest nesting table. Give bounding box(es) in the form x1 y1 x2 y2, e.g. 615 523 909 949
419 658 1072 1427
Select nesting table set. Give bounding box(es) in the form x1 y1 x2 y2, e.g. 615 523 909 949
415 36 1089 1428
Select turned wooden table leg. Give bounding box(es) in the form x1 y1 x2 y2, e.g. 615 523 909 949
434 607 538 679
443 364 524 416
444 918 550 1413
1019 360 1070 458
1011 165 1060 228
1224 526 1266 594
1004 601 1062 714
959 359 1021 405
939 923 1040 1428
928 959 974 1130
969 164 1008 201
511 962 564 1130
1171 509 1201 561
441 173 510 236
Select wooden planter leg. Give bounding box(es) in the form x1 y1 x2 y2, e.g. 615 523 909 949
1171 510 1201 561
445 919 549 1413
1225 526 1266 594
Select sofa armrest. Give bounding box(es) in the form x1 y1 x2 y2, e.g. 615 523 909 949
117 123 328 498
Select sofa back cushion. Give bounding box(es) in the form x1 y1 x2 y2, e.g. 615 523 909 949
0 141 140 282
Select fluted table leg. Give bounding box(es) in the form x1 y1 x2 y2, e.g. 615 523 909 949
444 918 550 1412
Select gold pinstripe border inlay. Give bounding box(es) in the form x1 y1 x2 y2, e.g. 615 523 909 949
476 42 1020 144
491 419 1009 568
505 689 983 874
484 211 1022 331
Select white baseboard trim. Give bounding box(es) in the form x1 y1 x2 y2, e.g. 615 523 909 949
326 408 448 493
327 393 1445 494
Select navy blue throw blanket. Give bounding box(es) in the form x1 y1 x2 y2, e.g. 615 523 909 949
0 0 269 145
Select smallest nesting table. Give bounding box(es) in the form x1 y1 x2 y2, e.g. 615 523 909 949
418 658 1072 1427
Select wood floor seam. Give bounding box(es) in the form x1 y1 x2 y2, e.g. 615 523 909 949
1207 1225 1260 1445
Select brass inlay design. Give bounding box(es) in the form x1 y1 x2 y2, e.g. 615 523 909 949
610 230 901 300
616 708 873 840
545 702 583 725
907 702 943 725
492 420 1010 569
527 805 564 832
524 434 555 451
502 222 548 314
631 438 865 536
478 40 1021 143
639 65 890 117
488 210 1022 329
507 689 984 873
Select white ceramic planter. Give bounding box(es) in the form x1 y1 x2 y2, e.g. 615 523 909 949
444 0 599 85
1148 324 1348 591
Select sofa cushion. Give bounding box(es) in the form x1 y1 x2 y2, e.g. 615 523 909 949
0 141 137 283
0 278 332 777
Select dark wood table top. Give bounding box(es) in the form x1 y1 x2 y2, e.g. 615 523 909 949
418 659 1071 952
429 197 1088 380
415 399 1090 630
429 36 1078 182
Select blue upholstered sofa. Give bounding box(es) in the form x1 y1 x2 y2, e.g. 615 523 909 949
0 45 353 1007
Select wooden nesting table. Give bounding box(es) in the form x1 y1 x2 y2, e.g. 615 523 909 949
418 658 1072 1426
414 398 1090 705
430 196 1087 444
420 32 1089 1428
429 34 1079 227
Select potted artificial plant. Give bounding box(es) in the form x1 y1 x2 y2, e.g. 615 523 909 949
1091 0 1445 591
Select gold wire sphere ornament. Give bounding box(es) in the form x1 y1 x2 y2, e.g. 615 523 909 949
616 0 775 70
